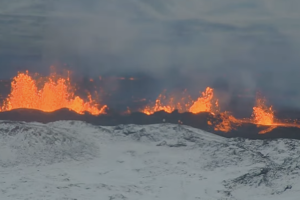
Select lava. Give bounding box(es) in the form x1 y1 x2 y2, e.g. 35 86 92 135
212 112 245 132
141 91 191 115
212 95 300 134
141 88 217 115
139 87 300 134
189 87 219 114
252 97 274 125
1 69 300 135
0 71 107 115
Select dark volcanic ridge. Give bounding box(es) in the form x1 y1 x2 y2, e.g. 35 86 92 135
0 108 300 140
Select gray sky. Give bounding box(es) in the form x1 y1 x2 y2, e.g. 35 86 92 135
1 0 300 108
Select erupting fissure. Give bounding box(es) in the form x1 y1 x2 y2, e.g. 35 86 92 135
252 97 274 125
213 95 300 134
141 87 219 115
0 71 107 115
1 69 300 134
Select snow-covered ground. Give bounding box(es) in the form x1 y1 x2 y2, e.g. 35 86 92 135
0 120 300 200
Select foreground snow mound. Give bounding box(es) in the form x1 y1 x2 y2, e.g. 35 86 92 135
222 138 300 197
112 123 225 143
0 121 98 167
1 120 300 200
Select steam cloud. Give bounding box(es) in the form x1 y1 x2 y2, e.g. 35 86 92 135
1 0 300 111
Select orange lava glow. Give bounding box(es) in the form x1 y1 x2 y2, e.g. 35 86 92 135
141 92 191 115
141 87 218 115
0 71 107 115
212 112 245 132
211 96 277 134
189 87 219 114
141 88 294 134
252 97 274 125
1 69 300 135
211 95 300 134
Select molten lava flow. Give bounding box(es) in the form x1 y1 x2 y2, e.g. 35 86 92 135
212 96 277 134
3 70 300 135
0 71 107 115
189 87 219 114
250 96 300 134
250 97 277 134
141 87 218 115
258 126 277 134
252 97 274 125
141 93 189 115
213 112 244 132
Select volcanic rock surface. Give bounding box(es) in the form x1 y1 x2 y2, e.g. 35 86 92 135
1 108 300 139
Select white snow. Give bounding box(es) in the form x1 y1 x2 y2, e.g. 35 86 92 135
0 120 300 200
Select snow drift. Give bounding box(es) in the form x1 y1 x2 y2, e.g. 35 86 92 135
0 121 98 167
0 120 300 199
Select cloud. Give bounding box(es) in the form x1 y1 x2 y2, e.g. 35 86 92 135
1 0 300 108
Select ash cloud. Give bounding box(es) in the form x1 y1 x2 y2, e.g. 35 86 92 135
1 0 300 111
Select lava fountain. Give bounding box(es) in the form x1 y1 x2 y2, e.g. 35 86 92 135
189 87 219 114
212 94 300 134
141 87 218 115
252 97 274 125
1 69 300 136
0 71 107 115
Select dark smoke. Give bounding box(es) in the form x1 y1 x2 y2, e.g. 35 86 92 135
1 0 300 112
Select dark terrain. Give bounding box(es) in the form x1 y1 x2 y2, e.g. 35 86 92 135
1 108 300 140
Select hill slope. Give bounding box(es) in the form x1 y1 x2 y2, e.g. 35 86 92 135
0 120 299 199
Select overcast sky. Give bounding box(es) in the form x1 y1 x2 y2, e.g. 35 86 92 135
1 0 300 107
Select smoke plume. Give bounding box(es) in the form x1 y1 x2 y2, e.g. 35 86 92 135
1 0 300 111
